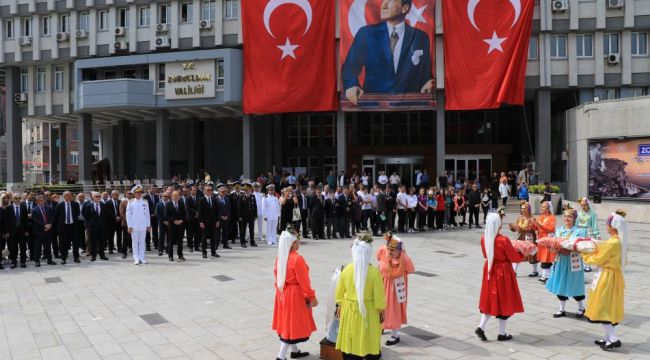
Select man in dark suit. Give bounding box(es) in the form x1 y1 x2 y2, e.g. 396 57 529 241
76 192 89 253
22 192 36 260
337 188 352 238
165 190 186 262
82 192 109 261
156 192 169 256
342 0 434 105
228 182 241 244
237 183 258 248
309 186 325 240
104 190 122 254
31 195 57 267
3 193 29 268
216 185 232 249
144 185 159 251
324 188 337 239
295 187 310 238
54 191 81 264
183 186 199 252
197 184 219 258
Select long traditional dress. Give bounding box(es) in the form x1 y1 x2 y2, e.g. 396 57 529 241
545 226 588 297
272 250 317 343
536 213 557 264
479 234 526 316
376 246 415 330
511 214 537 263
577 209 600 238
582 236 625 324
336 264 386 357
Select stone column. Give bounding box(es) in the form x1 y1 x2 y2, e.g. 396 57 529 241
436 89 446 178
242 115 254 181
115 120 129 179
535 89 552 184
5 67 23 190
59 123 68 183
336 111 347 173
156 110 170 185
78 113 93 185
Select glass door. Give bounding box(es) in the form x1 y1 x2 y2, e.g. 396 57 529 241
446 155 492 188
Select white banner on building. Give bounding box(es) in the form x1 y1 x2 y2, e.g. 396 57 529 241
164 60 215 100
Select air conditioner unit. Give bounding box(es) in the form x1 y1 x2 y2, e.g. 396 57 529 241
14 92 27 103
607 53 620 64
19 36 32 46
607 0 624 9
115 26 126 36
156 23 170 33
552 0 568 12
75 29 88 39
199 20 212 30
155 36 170 48
56 32 69 42
114 41 129 51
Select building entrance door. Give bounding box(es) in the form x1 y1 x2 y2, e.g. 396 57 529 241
444 155 492 186
362 156 424 187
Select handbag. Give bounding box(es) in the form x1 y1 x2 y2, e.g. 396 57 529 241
292 207 301 221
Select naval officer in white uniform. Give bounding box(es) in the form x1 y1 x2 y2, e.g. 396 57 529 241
127 185 151 265
252 182 265 241
262 184 281 246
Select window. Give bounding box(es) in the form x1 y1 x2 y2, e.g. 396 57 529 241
138 7 150 27
70 151 79 165
202 0 216 21
159 4 171 24
550 35 567 58
22 18 32 36
628 87 647 97
54 65 64 92
98 10 109 30
36 67 46 93
104 70 117 80
59 14 69 33
224 0 239 20
631 32 648 56
20 68 28 92
42 16 51 36
181 2 193 23
158 64 165 89
118 8 130 28
576 34 593 58
6 19 14 39
217 59 225 88
79 12 89 31
603 33 620 55
528 36 538 59
605 88 618 100
123 68 136 79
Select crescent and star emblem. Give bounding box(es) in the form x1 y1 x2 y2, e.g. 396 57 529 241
467 0 522 54
263 0 313 60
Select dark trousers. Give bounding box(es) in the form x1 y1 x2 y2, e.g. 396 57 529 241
229 217 238 241
435 210 444 230
374 211 386 234
325 217 336 238
311 215 324 239
157 224 167 251
407 209 416 229
59 224 79 261
51 233 60 257
77 225 86 251
168 224 184 258
121 226 131 255
106 223 117 251
397 209 406 232
33 233 53 261
337 216 350 237
239 219 255 244
89 228 104 258
218 220 230 247
386 210 395 231
300 209 309 236
502 197 508 206
417 211 427 230
8 230 27 264
361 209 373 230
469 206 480 227
427 209 435 229
202 226 217 255
482 205 490 222
186 220 199 250
146 216 157 248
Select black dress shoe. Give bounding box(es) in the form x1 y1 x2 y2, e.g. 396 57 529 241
475 327 487 341
211 253 220 258
158 251 163 256
20 263 26 268
497 334 513 341
240 243 247 248
553 311 567 318
0 264 4 270
122 254 127 259
169 257 174 262
10 263 17 269
108 250 113 254
178 256 186 261
74 259 81 263
100 256 109 261
47 260 57 265
202 254 207 259
385 337 400 346
250 242 258 247
528 272 539 277
290 350 310 359
35 261 41 267
223 245 232 249
576 309 585 318
91 257 96 262
601 340 622 350
594 339 607 346
61 260 67 265
146 246 151 251
584 266 592 273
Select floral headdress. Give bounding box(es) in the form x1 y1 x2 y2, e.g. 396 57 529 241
562 203 577 219
384 232 403 252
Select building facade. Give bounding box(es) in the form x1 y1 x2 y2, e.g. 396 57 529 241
0 0 649 190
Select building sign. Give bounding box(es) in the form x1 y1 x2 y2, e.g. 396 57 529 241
164 60 215 100
589 137 650 200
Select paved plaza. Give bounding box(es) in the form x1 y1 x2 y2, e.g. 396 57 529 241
0 210 649 360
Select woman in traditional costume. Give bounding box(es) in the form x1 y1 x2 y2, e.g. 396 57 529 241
582 210 627 350
376 233 415 346
272 225 317 360
509 201 538 277
545 206 588 318
336 233 386 360
475 213 526 342
536 201 557 283
577 197 600 272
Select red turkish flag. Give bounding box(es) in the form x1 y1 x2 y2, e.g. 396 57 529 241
242 0 337 114
443 0 534 110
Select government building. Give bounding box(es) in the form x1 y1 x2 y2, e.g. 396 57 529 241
1 0 649 193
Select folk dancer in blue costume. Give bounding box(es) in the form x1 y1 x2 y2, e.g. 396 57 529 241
577 197 600 272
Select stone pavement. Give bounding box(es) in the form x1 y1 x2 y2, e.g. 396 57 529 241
1 211 649 360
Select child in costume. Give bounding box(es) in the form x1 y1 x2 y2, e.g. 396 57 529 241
577 197 600 272
509 201 538 277
376 233 415 346
536 200 557 283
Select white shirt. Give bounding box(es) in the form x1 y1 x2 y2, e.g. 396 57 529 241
361 176 369 186
262 195 281 219
386 21 405 72
126 198 151 230
287 175 296 185
338 175 345 187
499 183 510 199
416 172 422 186
390 175 401 185
396 192 408 210
253 191 265 215
378 175 388 185
358 191 372 210
407 194 418 209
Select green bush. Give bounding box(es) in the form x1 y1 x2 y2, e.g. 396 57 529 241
529 185 561 194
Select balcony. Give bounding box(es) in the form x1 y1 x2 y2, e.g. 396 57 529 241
78 79 155 111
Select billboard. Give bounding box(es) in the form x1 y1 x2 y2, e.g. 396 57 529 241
588 138 650 200
340 0 436 111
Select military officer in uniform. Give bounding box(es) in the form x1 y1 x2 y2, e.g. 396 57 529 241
237 183 258 248
228 181 241 244
262 184 281 246
126 185 151 265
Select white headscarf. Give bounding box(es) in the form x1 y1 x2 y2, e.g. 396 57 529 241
326 266 343 330
484 212 501 280
276 230 298 292
351 237 373 321
609 214 628 269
